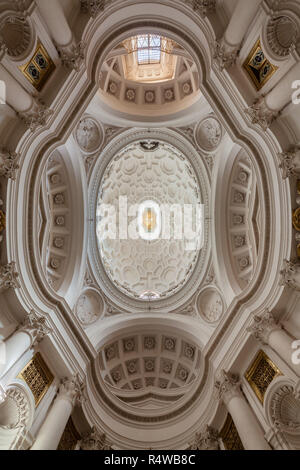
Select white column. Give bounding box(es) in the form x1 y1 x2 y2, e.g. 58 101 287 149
0 331 31 378
35 0 73 47
224 0 262 47
214 0 263 69
265 62 300 111
0 65 52 130
35 0 84 71
31 376 82 450
0 310 51 379
215 371 271 450
248 309 300 377
246 62 300 129
0 64 33 113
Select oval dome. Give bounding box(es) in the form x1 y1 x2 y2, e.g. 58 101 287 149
96 140 203 300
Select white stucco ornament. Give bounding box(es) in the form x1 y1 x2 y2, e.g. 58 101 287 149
195 116 223 152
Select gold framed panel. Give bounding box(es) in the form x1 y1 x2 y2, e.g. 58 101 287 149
293 207 300 231
19 41 55 91
245 349 281 404
18 352 54 407
243 39 278 91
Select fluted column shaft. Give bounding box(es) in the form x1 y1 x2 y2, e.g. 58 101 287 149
0 331 31 378
0 64 33 112
35 0 73 47
0 311 51 379
226 394 270 450
224 0 262 47
31 392 73 450
216 371 270 450
31 377 82 450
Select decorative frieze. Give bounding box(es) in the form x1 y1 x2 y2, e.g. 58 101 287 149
0 262 20 292
0 148 19 180
247 310 281 345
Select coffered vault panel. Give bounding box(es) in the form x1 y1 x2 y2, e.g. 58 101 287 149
96 140 202 300
99 332 200 405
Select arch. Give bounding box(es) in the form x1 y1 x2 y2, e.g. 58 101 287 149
0 380 35 450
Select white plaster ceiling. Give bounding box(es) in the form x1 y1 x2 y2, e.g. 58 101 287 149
96 141 202 300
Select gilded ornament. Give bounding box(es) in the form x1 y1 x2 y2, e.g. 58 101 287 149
0 210 6 232
293 207 300 231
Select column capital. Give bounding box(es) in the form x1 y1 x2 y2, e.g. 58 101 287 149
186 0 216 17
0 262 20 292
245 96 279 131
13 0 34 14
58 374 84 406
247 309 281 345
80 426 112 450
80 0 105 18
214 370 241 405
213 38 239 70
18 97 53 131
56 39 85 71
278 147 300 179
280 259 300 291
189 425 219 450
0 148 20 180
19 309 52 345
